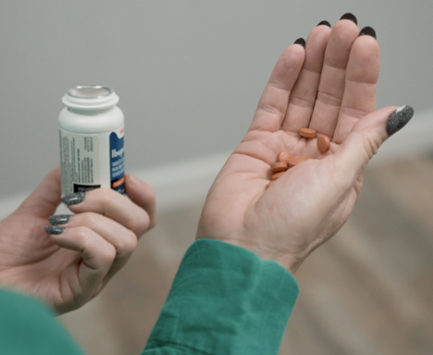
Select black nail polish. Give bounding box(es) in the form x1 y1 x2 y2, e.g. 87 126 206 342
317 20 331 28
62 192 86 205
294 38 306 48
48 214 72 226
44 226 66 235
340 12 357 25
359 26 377 39
386 106 414 136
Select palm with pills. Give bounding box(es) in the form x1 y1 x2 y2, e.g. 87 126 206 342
197 17 399 272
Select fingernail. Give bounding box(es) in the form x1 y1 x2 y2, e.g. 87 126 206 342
386 106 414 136
44 226 66 235
48 214 72 226
340 12 357 25
359 26 377 39
294 38 306 48
62 192 86 205
317 20 331 28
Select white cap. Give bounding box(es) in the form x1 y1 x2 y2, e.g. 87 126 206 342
62 85 119 110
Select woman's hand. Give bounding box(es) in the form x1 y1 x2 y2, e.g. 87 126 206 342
0 167 156 314
197 15 413 273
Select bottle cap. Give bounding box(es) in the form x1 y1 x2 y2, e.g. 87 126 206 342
62 85 119 110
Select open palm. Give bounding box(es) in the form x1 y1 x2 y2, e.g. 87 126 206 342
197 18 401 272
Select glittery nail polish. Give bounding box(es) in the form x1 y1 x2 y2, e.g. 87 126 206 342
48 214 72 226
62 192 86 205
340 13 357 25
386 106 414 136
359 26 377 39
317 20 331 28
294 38 306 48
44 226 66 235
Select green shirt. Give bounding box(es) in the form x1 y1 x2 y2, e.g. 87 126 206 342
0 239 299 355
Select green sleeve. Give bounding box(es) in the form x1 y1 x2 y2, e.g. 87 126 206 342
143 239 299 355
0 239 299 355
0 289 85 355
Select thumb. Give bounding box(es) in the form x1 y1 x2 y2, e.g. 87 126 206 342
17 166 62 218
334 105 415 181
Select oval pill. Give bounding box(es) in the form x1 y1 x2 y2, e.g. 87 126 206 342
277 151 292 163
287 156 305 167
270 161 288 173
112 176 125 188
299 128 317 139
317 135 331 154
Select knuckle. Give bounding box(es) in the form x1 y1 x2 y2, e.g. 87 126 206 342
81 212 98 226
148 214 157 230
75 226 90 241
118 230 138 256
124 231 138 253
363 131 380 158
95 188 115 211
135 211 151 236
100 243 117 264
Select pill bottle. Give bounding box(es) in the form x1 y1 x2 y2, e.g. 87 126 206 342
58 85 125 197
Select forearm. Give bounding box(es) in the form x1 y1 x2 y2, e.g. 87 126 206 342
142 239 299 355
0 239 299 355
0 288 85 355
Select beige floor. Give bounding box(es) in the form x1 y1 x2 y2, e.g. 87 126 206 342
59 152 433 355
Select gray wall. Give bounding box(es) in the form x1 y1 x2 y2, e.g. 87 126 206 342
1 1 432 198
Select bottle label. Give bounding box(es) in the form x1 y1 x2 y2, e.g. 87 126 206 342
59 131 101 196
109 130 125 194
59 126 125 196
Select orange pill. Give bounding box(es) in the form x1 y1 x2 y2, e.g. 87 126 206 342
317 135 331 154
299 128 317 139
112 176 125 188
277 151 292 163
272 171 285 180
270 161 288 173
287 156 305 167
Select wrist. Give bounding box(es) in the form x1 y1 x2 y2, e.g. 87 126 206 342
195 236 300 274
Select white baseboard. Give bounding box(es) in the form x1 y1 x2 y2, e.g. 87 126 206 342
0 152 230 220
132 152 230 212
1 108 431 220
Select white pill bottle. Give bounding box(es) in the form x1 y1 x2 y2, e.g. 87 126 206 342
58 85 125 197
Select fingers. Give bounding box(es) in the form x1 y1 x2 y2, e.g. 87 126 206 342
47 226 116 294
332 34 380 143
309 18 360 137
66 213 137 258
44 174 156 295
124 174 157 230
281 25 331 133
18 167 62 218
64 178 155 237
249 13 378 142
48 212 138 277
334 106 414 184
248 43 305 132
